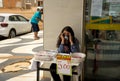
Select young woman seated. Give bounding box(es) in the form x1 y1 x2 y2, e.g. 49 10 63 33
50 26 80 81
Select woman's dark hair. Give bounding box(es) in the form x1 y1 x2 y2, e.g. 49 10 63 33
56 26 75 47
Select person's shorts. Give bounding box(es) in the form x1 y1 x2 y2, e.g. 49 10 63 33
31 22 39 32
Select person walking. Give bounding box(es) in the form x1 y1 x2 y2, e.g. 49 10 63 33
30 8 43 40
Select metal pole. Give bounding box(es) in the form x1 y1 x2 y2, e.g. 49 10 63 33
37 61 40 81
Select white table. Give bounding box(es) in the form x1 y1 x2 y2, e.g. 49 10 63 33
33 56 84 81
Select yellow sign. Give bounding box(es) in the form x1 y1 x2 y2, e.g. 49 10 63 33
86 24 120 30
56 54 72 75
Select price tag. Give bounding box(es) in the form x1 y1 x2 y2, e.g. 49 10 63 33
56 54 72 75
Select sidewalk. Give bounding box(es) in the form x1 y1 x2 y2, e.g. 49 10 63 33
0 31 51 81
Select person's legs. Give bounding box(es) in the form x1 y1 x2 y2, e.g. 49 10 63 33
50 63 61 81
34 32 39 40
31 23 40 40
63 75 71 81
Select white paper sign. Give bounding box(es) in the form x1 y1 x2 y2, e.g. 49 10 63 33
107 0 120 2
56 55 72 75
91 0 103 16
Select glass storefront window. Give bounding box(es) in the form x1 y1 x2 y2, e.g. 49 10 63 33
85 0 120 41
86 0 120 24
85 0 120 81
103 0 120 23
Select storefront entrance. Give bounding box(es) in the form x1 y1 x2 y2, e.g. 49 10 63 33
85 0 120 81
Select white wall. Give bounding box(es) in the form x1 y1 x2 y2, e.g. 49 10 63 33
0 0 3 7
43 0 84 50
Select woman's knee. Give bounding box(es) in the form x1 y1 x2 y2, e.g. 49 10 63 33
50 63 56 72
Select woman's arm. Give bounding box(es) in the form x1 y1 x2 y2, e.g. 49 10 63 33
57 44 65 53
57 33 65 53
71 44 80 53
70 38 80 53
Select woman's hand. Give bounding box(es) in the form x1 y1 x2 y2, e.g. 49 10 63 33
69 33 73 45
60 33 65 44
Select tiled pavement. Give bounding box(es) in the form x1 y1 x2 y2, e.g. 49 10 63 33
0 30 51 81
0 30 120 81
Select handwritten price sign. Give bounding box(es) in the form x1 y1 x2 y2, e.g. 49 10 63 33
56 54 72 75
